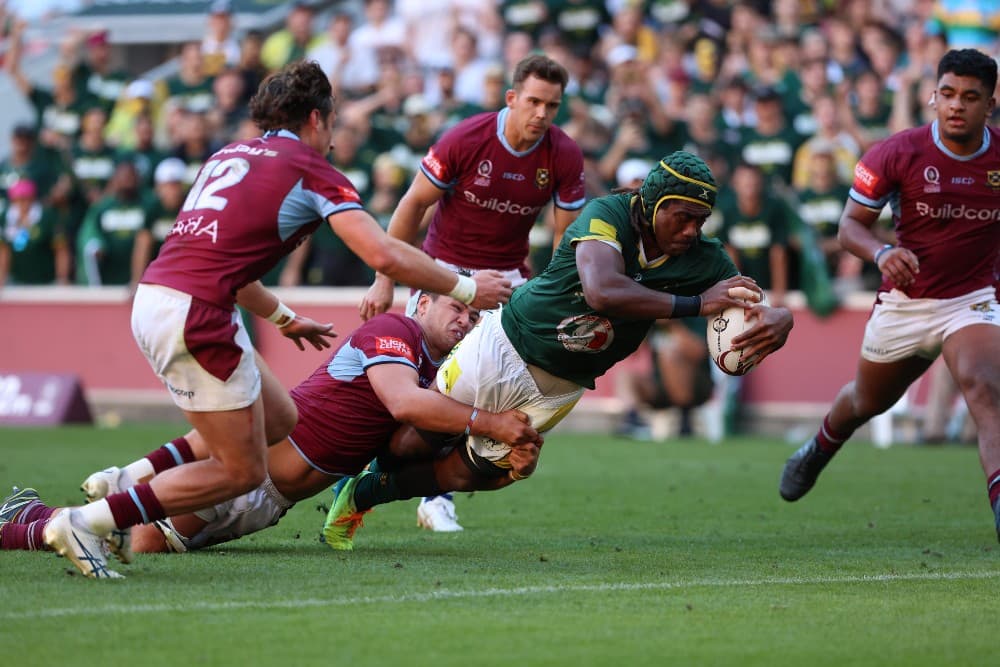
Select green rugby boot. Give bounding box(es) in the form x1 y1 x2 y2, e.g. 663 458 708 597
322 474 371 551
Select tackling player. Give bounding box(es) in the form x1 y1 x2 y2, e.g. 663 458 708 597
0 293 541 555
359 53 587 531
39 60 514 579
779 49 1000 542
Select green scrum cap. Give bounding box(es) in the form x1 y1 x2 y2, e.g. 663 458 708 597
639 151 717 225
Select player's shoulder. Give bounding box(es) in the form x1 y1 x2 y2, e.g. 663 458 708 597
362 312 421 338
987 126 1000 154
581 192 635 218
575 193 633 234
857 126 929 179
546 123 582 153
865 125 928 158
211 135 325 169
443 112 498 140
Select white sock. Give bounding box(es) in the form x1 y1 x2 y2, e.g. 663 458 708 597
122 458 155 486
74 499 117 535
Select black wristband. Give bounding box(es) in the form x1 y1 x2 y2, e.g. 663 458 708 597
671 295 702 318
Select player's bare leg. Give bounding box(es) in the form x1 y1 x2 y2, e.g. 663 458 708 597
82 352 296 503
942 325 1000 540
131 437 335 554
781 356 930 501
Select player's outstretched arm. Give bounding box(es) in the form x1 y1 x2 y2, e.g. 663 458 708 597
360 173 446 320
330 209 512 311
577 240 760 319
367 363 541 447
235 281 337 351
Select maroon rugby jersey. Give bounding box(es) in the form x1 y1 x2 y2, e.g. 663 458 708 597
141 130 364 308
419 109 586 272
849 122 1000 299
288 313 441 475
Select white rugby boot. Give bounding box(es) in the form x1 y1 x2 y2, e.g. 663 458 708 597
417 495 463 532
43 509 123 579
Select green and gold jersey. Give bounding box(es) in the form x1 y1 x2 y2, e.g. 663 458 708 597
501 193 737 389
76 193 151 285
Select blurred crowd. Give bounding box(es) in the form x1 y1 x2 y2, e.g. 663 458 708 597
0 0 998 298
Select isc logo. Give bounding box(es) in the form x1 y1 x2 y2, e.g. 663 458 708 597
951 176 974 185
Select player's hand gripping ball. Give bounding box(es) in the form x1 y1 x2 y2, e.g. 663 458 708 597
707 292 768 376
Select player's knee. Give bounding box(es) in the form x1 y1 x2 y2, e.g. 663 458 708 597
955 366 1000 412
223 460 267 496
131 524 169 553
848 391 886 421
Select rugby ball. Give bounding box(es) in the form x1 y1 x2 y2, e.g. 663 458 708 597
707 300 764 376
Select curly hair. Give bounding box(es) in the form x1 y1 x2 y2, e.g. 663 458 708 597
249 60 334 133
938 49 998 94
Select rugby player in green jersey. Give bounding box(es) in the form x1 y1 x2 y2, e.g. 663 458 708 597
324 151 794 549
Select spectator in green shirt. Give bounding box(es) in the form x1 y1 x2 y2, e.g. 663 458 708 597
0 179 70 287
76 160 151 286
5 20 100 152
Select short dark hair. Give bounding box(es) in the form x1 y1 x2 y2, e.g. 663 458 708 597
511 54 569 92
249 60 333 133
12 124 36 140
938 49 998 94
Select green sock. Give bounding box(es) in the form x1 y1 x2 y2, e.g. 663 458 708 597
354 464 442 512
353 472 399 512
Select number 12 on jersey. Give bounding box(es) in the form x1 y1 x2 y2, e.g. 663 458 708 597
182 158 251 212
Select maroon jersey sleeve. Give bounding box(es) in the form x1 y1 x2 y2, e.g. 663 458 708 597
419 114 484 189
849 136 900 208
550 127 587 211
351 315 421 371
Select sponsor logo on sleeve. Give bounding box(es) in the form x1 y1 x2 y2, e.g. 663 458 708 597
337 186 361 203
423 148 446 181
853 161 879 196
375 337 416 363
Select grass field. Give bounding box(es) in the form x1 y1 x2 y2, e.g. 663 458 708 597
0 424 997 666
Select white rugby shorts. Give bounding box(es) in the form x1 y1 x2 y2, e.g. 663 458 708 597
131 283 261 411
436 309 584 463
861 286 999 363
183 476 294 550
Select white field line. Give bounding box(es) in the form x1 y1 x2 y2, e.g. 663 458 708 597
4 569 1000 620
